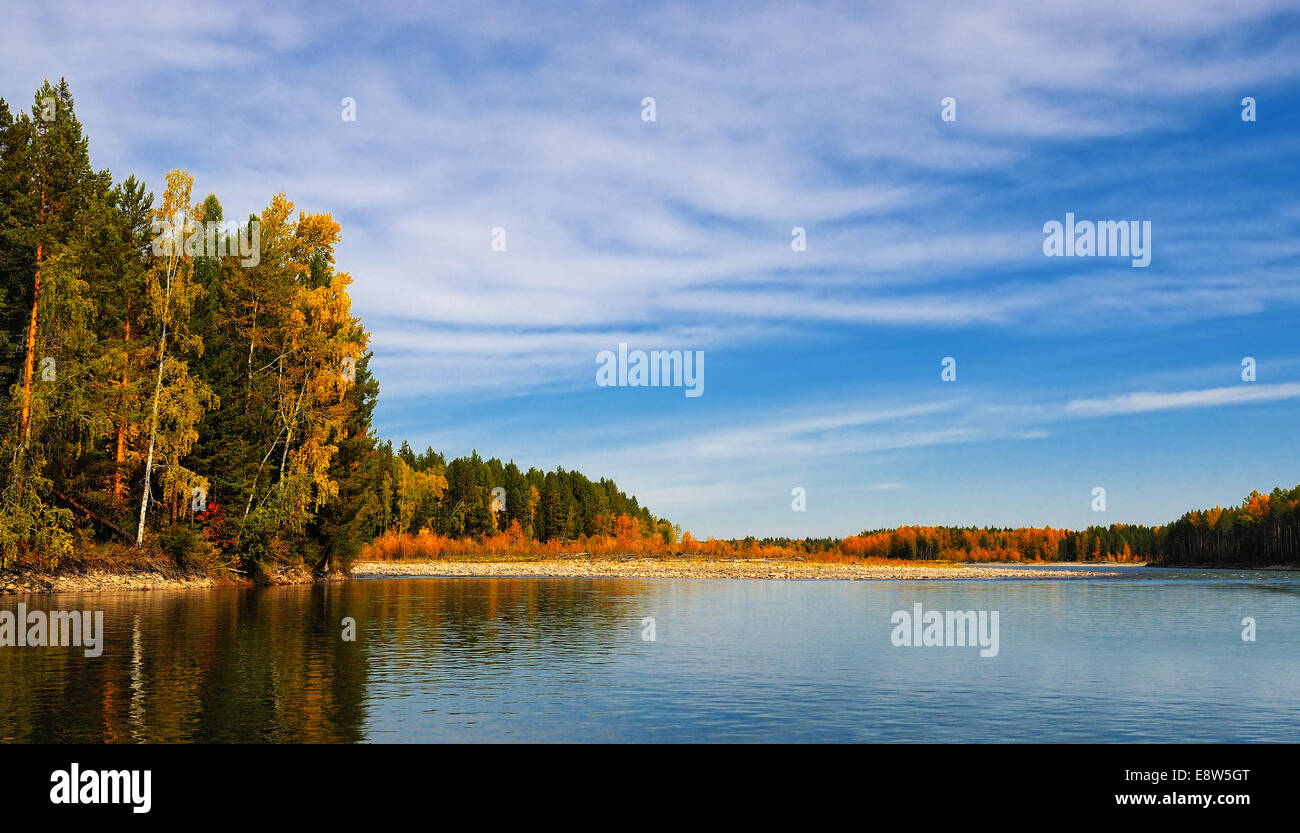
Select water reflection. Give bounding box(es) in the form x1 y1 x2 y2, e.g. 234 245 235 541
2 572 1298 743
1 584 368 742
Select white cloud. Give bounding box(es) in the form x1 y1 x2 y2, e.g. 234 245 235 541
1065 382 1300 417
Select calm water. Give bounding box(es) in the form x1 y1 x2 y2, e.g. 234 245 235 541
2 566 1298 742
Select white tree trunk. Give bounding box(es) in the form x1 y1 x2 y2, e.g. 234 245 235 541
135 323 166 547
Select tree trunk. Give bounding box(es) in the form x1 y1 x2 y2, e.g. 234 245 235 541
279 421 292 481
53 488 133 544
18 242 42 445
245 300 257 413
134 321 166 546
113 299 131 502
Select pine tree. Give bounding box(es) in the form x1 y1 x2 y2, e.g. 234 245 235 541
0 80 106 565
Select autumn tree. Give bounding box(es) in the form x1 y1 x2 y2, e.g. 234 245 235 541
134 169 215 545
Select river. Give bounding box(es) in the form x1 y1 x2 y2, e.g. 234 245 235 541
2 565 1297 742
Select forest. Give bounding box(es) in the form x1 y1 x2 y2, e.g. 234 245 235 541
0 80 667 577
1 80 1295 576
1159 485 1300 567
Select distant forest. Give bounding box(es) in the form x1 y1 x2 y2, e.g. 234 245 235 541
664 482 1297 567
1 80 1294 575
842 482 1300 567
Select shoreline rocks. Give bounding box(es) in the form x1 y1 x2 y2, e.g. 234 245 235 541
350 558 1128 581
0 567 347 596
0 570 218 595
0 558 1136 595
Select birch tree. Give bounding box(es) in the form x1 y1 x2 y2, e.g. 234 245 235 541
135 170 214 545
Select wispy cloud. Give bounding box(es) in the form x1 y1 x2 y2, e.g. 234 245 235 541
1065 383 1300 417
6 1 1298 408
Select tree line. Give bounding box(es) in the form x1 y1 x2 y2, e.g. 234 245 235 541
836 484 1299 566
1161 485 1300 566
840 523 1157 563
365 441 672 545
0 79 670 576
674 491 1299 566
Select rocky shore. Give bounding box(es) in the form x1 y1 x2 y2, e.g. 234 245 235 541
0 566 345 595
0 570 217 595
0 558 1128 595
351 558 1127 581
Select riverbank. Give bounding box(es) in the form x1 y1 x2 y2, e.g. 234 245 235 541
0 565 345 595
0 557 1140 595
351 558 1130 580
1 569 218 595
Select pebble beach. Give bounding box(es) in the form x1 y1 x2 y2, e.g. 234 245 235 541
0 558 1131 596
351 558 1128 581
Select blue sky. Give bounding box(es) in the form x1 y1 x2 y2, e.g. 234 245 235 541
4 0 1299 537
